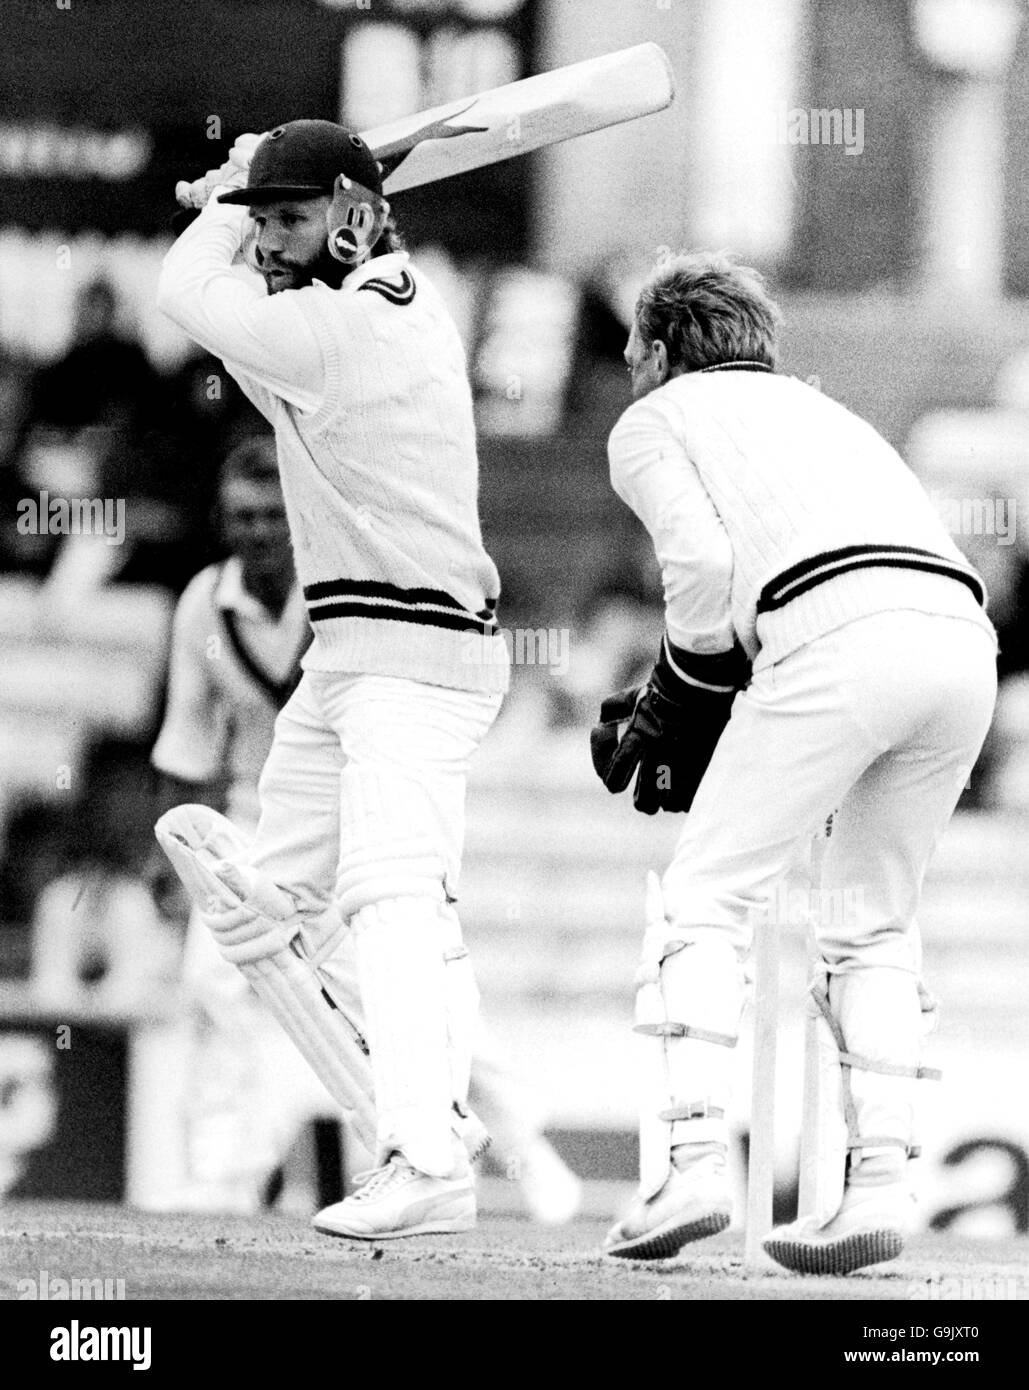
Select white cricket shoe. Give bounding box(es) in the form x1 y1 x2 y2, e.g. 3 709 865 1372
313 1154 476 1240
764 1156 916 1275
517 1139 584 1226
604 1144 731 1261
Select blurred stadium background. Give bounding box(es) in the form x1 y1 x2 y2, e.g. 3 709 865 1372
0 0 1027 1244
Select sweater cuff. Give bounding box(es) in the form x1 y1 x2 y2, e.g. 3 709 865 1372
659 634 751 695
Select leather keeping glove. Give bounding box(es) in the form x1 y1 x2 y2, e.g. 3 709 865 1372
590 636 750 814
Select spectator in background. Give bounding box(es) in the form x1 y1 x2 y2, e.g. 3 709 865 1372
154 347 273 558
546 533 664 730
148 437 318 1211
7 277 159 582
28 279 158 438
4 294 270 593
29 738 178 1012
566 249 653 426
953 489 1029 806
0 798 70 977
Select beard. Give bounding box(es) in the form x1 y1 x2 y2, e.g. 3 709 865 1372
258 243 347 295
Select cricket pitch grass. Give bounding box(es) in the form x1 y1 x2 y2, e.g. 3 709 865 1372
1 1203 1026 1301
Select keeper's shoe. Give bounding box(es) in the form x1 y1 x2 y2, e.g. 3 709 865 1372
313 1153 476 1240
763 1156 916 1276
604 1144 731 1261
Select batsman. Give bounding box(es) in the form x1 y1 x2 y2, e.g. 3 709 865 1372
592 253 997 1273
155 121 509 1240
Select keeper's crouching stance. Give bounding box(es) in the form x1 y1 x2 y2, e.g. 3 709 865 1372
592 253 997 1273
156 120 509 1238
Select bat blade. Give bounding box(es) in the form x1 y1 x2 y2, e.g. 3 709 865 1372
364 43 675 197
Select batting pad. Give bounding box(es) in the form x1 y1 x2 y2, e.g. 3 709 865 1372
634 873 743 1201
155 805 377 1150
352 896 466 1178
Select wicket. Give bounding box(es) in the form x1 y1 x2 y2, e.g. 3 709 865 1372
744 922 826 1270
744 824 834 1271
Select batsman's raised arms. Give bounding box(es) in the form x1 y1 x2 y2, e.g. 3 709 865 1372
366 42 675 196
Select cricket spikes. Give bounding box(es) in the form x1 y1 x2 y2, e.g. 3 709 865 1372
763 1156 915 1275
605 1143 731 1261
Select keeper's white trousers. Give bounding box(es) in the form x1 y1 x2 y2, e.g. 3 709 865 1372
663 611 998 976
250 673 502 906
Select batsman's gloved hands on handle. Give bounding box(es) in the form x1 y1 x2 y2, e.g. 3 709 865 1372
590 635 751 814
174 132 265 210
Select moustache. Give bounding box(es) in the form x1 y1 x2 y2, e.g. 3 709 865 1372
255 251 296 273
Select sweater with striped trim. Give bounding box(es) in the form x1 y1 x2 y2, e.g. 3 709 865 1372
158 197 508 695
609 366 996 673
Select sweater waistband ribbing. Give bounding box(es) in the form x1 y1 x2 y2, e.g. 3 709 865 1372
757 545 986 614
305 578 498 634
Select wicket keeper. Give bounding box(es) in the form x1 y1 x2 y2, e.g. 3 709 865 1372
592 253 997 1273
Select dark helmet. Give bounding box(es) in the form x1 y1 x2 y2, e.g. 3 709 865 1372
218 119 383 205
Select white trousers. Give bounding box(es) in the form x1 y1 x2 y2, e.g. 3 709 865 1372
663 611 998 976
249 671 502 1169
250 672 502 905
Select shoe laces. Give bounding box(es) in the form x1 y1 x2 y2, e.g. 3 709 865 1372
349 1157 414 1202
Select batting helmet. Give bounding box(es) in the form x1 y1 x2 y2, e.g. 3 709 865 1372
217 119 382 204
218 119 390 265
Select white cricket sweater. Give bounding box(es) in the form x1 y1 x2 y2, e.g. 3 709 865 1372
157 195 508 694
609 365 996 672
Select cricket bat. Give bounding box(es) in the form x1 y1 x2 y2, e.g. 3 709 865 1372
368 42 675 195
173 44 674 228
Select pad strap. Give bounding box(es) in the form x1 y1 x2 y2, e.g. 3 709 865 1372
634 1023 738 1046
812 984 942 1081
658 1103 726 1121
811 981 940 1157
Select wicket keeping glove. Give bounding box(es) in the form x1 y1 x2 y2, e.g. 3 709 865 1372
590 636 750 814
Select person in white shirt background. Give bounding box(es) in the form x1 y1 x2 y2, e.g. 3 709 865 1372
150 435 319 1211
592 252 997 1274
154 121 579 1238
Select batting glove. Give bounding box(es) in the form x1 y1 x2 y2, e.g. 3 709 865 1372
226 131 264 177
174 132 264 211
590 636 750 814
174 161 240 210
